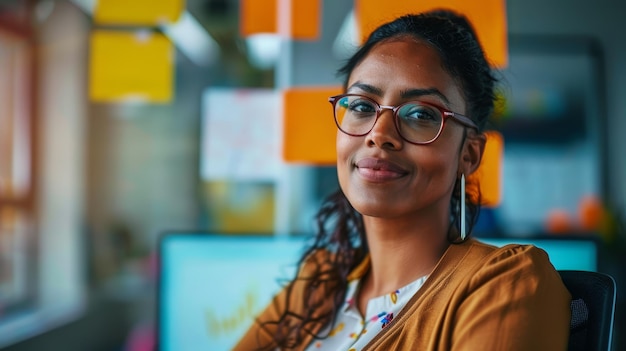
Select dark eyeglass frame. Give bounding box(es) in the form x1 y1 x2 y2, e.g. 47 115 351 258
328 93 478 145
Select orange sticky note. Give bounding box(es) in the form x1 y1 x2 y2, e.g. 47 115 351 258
355 0 508 67
240 0 277 35
240 0 321 40
89 30 174 103
94 0 184 26
468 131 503 207
289 0 320 39
282 87 342 164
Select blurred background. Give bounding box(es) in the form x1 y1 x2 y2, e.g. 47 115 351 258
0 0 624 350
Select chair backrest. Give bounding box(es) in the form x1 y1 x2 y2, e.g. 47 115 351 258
559 270 617 351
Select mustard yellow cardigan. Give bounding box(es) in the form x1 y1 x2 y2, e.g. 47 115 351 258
233 239 571 350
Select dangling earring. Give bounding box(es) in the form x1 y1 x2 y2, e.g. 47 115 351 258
460 174 466 241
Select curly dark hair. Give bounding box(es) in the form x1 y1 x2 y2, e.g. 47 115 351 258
258 9 497 350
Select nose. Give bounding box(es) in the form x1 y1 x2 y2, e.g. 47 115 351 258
366 108 402 149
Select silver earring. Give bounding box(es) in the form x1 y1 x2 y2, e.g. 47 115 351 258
460 174 466 241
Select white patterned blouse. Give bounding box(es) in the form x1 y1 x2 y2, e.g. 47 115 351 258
303 275 428 351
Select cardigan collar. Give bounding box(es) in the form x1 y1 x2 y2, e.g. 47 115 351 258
345 239 476 283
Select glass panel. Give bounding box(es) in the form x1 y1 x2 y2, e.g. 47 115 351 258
0 32 30 200
0 35 13 197
0 30 35 316
0 206 34 311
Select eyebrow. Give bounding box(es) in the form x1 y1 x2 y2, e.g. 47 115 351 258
400 88 450 104
347 82 383 95
347 82 450 105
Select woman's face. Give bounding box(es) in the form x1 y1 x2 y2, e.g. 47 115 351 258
337 37 468 219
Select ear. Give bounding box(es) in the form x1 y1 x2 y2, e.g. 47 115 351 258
459 133 486 176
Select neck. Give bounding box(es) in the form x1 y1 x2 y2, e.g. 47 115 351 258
361 209 450 298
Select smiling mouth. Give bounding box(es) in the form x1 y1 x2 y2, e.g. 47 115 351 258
355 158 408 181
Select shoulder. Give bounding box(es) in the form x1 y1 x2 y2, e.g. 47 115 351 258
453 239 566 295
467 239 554 272
416 240 572 350
363 240 571 350
297 248 334 277
453 238 553 269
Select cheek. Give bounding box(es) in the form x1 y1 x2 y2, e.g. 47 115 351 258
336 133 355 188
424 129 464 175
336 133 351 160
432 153 458 181
407 149 459 207
414 141 461 181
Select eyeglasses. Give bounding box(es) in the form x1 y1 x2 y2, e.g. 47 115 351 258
328 94 478 145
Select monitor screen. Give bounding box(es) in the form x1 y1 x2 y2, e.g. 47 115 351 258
158 234 305 351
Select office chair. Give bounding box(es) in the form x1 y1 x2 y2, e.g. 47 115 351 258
559 270 617 351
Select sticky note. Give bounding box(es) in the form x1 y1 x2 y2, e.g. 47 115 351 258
282 87 342 164
468 131 503 207
94 0 184 26
89 30 174 103
355 0 508 67
240 0 321 40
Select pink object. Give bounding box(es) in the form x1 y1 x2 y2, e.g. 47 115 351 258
125 322 155 351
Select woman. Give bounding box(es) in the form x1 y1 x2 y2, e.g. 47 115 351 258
234 9 571 351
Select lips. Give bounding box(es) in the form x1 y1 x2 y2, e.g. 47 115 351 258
355 157 408 181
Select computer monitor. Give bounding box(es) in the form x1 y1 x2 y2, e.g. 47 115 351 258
157 233 305 351
157 232 598 351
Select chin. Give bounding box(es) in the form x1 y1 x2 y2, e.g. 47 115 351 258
347 193 403 218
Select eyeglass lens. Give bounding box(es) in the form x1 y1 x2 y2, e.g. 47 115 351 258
334 95 443 143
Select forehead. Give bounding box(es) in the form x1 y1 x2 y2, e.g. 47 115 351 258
348 38 464 108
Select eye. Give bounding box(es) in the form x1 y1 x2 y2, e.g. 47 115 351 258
346 97 377 114
398 103 442 123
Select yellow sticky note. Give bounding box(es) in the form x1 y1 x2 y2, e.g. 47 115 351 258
94 0 184 26
283 87 342 164
356 0 508 67
89 30 174 103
